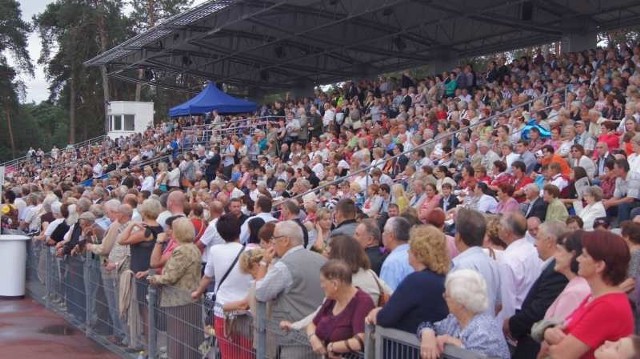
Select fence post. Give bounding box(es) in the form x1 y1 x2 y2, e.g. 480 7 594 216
364 323 375 359
256 300 267 359
44 246 51 309
374 325 383 359
84 250 91 336
148 269 158 359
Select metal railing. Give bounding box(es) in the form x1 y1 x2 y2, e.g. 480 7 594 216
1 135 108 169
24 238 495 359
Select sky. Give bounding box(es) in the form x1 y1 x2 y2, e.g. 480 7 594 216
14 0 207 104
16 0 53 103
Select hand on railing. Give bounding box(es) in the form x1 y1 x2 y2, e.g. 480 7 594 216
419 328 440 359
135 270 149 279
279 320 294 332
191 289 203 301
365 307 381 325
104 261 117 272
308 333 327 356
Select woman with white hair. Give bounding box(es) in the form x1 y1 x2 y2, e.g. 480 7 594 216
577 186 607 231
417 269 510 359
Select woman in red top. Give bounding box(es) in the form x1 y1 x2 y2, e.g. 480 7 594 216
540 230 632 359
511 161 533 203
597 121 620 151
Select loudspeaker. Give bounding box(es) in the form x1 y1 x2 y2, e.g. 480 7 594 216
521 1 533 21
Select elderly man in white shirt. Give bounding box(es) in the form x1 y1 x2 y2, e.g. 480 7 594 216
497 212 542 326
478 140 501 173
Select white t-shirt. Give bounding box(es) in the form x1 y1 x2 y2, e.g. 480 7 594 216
141 176 155 192
200 218 224 262
204 242 252 312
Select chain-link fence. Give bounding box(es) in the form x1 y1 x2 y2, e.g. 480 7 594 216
25 238 497 359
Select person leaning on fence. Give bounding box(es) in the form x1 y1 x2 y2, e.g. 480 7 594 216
192 213 253 359
366 225 449 334
148 217 202 359
306 259 375 358
280 235 392 333
540 230 633 359
417 269 510 359
254 220 326 358
118 198 164 347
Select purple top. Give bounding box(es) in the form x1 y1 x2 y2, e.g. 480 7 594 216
313 289 375 344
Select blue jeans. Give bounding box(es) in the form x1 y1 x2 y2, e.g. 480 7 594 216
617 201 640 223
101 266 127 342
630 206 640 222
83 256 101 327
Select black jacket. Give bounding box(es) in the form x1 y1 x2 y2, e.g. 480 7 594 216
525 197 548 220
510 260 568 359
366 246 386 276
439 195 460 212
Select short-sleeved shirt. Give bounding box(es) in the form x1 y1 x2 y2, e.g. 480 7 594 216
564 292 633 359
313 289 375 344
614 172 640 199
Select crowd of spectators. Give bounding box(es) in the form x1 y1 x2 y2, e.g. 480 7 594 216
3 42 640 359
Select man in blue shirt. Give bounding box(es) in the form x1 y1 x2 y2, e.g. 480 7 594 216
451 208 502 316
380 216 413 291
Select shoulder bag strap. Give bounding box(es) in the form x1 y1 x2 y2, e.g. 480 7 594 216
215 243 246 295
370 269 384 295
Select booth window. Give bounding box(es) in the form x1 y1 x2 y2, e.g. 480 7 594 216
110 115 122 131
124 115 135 131
110 114 135 131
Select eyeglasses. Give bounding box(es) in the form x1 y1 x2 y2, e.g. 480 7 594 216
270 235 287 242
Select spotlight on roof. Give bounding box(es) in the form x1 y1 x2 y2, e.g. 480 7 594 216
393 36 406 52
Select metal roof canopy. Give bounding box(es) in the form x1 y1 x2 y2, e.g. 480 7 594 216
85 0 640 93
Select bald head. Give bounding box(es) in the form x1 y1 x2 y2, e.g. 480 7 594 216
167 191 185 214
501 212 528 244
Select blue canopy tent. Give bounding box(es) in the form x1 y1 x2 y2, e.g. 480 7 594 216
169 82 257 116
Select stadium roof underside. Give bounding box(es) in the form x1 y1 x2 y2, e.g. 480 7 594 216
85 0 640 93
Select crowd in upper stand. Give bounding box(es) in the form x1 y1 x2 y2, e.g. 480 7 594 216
3 43 640 359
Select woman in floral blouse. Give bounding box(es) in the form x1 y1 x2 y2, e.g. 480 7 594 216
148 218 202 359
417 269 510 359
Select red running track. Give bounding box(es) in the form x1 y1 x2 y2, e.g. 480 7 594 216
0 299 121 359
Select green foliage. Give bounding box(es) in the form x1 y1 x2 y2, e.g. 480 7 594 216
127 0 194 32
0 0 33 75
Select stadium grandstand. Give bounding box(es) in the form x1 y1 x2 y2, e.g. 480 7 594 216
3 1 640 359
